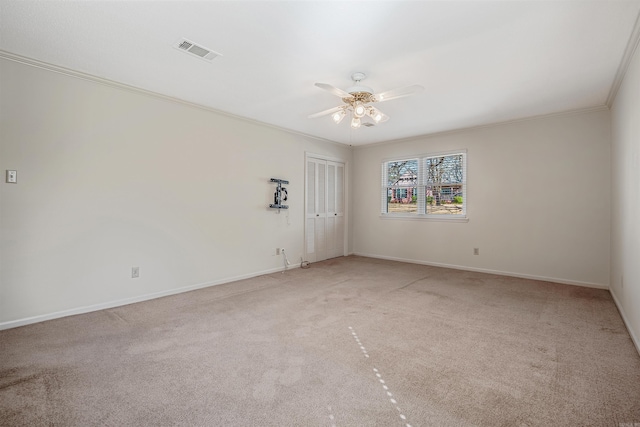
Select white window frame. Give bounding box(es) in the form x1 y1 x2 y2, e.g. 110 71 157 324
381 149 467 222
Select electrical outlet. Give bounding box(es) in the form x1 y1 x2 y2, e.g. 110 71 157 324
132 267 139 278
276 248 281 255
473 248 479 255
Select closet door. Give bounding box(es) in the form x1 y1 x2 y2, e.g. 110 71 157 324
305 157 345 263
315 160 328 262
305 159 318 263
326 161 345 259
305 158 326 263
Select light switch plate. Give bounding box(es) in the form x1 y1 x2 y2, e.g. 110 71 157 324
6 170 17 183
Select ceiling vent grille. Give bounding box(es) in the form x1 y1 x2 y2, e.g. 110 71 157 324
175 38 221 61
362 122 376 127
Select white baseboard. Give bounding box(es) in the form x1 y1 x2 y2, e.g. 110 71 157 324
0 264 298 331
352 252 609 289
609 290 640 357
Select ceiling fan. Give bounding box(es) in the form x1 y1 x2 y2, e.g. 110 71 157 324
308 72 424 128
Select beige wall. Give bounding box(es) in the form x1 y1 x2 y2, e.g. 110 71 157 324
0 57 352 327
0 54 620 331
610 40 640 351
352 109 611 288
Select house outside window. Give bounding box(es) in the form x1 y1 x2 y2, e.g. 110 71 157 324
382 151 466 219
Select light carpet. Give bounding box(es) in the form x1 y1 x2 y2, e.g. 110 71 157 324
1 256 639 426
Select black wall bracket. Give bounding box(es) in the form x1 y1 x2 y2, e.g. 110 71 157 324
269 178 289 209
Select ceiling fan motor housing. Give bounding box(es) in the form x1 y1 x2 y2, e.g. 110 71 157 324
347 72 374 96
343 91 375 104
347 84 374 95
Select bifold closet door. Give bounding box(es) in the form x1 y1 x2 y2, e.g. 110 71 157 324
305 157 344 263
326 161 344 260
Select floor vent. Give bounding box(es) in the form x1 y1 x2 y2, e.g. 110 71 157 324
175 38 221 61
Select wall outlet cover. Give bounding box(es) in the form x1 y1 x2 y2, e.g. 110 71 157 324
6 170 17 183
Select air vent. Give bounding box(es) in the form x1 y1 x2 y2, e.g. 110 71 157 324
174 38 221 61
362 122 376 127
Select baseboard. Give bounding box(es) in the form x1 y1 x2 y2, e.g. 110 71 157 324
0 264 298 331
352 252 609 290
609 289 640 356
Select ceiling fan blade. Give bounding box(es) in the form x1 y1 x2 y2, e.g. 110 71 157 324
373 85 424 103
307 105 344 119
366 106 389 123
315 82 353 99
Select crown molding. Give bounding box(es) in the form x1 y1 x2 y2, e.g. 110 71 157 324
606 9 640 107
0 49 348 148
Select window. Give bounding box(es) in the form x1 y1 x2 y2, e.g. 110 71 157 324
382 151 466 219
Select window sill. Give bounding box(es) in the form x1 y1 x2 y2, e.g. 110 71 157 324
379 214 469 223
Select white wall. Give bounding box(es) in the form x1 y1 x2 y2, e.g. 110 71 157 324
0 57 352 327
353 109 611 287
610 40 640 350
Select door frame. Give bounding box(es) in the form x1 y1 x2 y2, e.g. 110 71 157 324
304 152 348 262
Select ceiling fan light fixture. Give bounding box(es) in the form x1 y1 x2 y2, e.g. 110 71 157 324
351 117 361 129
353 102 366 118
332 110 346 124
368 107 382 123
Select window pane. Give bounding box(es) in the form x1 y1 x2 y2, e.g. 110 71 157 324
387 187 418 213
425 154 464 215
426 154 463 185
426 185 463 215
386 160 418 187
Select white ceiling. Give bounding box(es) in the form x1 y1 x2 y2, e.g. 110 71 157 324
2 1 639 146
